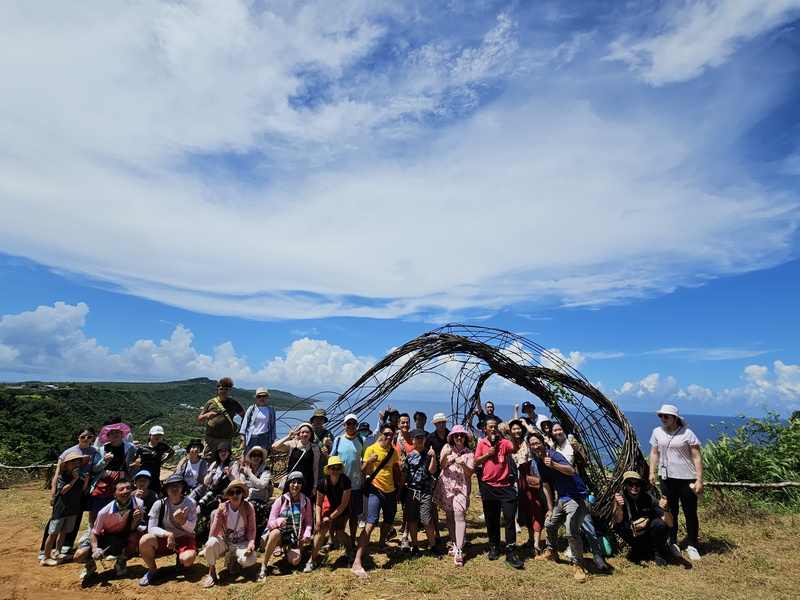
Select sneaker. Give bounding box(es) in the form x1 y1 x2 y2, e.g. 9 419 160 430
114 558 128 577
573 564 587 583
37 551 45 561
487 545 500 561
40 558 58 567
303 560 316 573
478 513 485 521
535 548 558 562
453 549 463 567
686 545 701 561
667 543 681 558
409 546 421 559
400 538 411 552
505 550 523 569
564 545 574 560
654 552 667 567
515 522 522 534
79 560 97 580
593 554 609 570
385 527 398 542
358 520 366 529
447 543 456 556
430 546 443 559
257 567 268 582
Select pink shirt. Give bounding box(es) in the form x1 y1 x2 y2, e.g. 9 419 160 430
476 437 514 487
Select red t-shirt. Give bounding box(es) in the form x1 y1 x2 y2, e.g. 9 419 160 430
476 437 514 487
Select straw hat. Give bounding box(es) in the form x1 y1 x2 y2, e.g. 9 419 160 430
324 455 344 475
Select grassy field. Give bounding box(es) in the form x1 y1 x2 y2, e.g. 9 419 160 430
1 478 798 600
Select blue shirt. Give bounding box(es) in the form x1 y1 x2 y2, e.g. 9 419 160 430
331 435 365 489
537 450 589 501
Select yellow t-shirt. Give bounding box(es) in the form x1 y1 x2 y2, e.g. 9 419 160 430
364 442 399 493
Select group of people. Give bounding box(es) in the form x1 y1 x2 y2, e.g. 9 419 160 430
40 377 705 587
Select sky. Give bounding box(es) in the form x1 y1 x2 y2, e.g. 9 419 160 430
1 0 799 417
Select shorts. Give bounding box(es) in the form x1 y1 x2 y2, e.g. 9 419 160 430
350 488 363 518
154 534 197 557
366 488 397 525
48 515 78 535
403 489 434 525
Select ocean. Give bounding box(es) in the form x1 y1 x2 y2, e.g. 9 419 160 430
266 398 744 449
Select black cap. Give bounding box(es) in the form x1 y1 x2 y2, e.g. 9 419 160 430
411 428 427 438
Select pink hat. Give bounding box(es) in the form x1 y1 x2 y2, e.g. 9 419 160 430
447 424 472 443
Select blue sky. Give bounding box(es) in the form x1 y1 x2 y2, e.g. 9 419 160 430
1 1 799 416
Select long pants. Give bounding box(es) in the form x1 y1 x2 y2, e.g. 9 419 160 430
481 484 517 549
614 517 670 561
660 478 699 547
204 536 258 569
545 496 589 566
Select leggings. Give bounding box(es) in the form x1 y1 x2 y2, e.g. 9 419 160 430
660 477 699 547
444 509 467 549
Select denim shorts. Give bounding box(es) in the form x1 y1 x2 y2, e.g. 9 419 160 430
366 488 397 525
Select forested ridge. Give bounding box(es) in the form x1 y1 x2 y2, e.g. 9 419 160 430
0 378 311 465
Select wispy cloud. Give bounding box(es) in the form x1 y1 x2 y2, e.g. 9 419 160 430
0 2 798 322
645 347 773 361
607 0 800 85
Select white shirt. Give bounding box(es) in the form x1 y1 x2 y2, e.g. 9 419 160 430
650 426 701 480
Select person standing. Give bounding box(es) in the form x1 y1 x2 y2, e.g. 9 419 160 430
330 414 366 546
433 425 474 567
649 404 704 561
350 423 401 579
197 378 245 460
133 425 174 496
474 416 523 569
531 432 590 583
240 387 277 459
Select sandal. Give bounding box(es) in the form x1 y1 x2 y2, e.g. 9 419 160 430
319 543 332 555
202 575 217 589
272 547 283 558
351 567 369 579
138 571 156 587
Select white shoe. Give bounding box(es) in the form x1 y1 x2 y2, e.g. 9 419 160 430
199 547 206 557
686 546 701 561
478 513 485 521
668 543 682 558
79 560 96 580
303 560 316 573
593 554 609 570
564 546 574 560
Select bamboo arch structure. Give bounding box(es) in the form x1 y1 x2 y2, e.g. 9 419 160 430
293 324 648 524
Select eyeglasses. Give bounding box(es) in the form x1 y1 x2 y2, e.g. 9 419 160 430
79 434 94 440
625 481 643 488
345 421 358 426
227 489 244 496
250 453 262 459
657 414 673 420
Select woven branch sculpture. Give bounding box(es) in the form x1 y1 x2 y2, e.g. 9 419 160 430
282 324 647 526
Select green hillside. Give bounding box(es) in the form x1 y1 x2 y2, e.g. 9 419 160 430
0 378 313 465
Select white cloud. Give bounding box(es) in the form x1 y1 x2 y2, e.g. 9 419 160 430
607 0 800 85
614 362 800 413
0 2 798 323
0 302 374 390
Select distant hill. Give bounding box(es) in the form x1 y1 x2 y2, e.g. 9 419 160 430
0 378 313 465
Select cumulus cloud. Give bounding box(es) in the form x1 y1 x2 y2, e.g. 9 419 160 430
0 302 375 390
607 0 800 85
0 2 797 322
613 362 800 413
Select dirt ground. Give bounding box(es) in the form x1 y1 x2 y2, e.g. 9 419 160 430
3 480 799 600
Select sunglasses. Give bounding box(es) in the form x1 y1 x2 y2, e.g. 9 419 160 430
249 453 263 459
453 434 466 438
218 386 231 391
657 414 673 419
382 432 394 437
345 421 358 426
288 480 303 485
227 489 244 496
79 434 95 440
256 394 269 398
625 480 643 488
328 465 342 470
